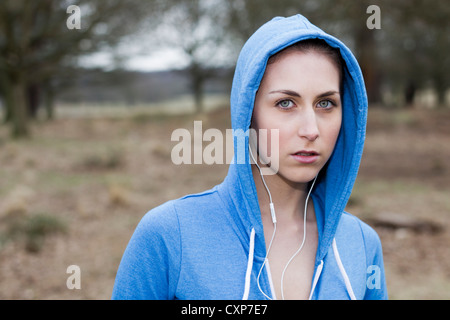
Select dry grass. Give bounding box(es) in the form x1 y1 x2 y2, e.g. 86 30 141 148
0 104 449 299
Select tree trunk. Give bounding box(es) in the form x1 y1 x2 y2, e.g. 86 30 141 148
193 76 204 114
0 71 13 124
353 1 382 105
3 97 13 124
434 73 447 108
27 83 40 119
43 81 55 120
190 63 205 114
356 29 382 104
10 74 30 138
404 81 416 108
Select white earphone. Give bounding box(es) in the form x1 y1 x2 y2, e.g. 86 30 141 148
249 142 318 300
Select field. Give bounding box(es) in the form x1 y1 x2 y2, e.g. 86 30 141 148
0 102 449 299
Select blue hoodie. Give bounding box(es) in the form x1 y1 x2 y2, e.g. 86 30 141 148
112 14 388 300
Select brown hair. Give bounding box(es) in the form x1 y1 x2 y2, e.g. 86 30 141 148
268 39 344 90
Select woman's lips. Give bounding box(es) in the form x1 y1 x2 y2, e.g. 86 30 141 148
291 151 319 164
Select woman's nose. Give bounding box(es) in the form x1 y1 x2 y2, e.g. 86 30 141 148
297 109 319 141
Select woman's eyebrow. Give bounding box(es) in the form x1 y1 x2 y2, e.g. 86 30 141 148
268 89 301 97
268 90 340 98
317 90 340 98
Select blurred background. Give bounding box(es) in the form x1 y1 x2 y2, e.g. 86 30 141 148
0 0 449 299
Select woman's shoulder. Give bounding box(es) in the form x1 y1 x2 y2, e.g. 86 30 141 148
140 186 221 230
338 211 383 250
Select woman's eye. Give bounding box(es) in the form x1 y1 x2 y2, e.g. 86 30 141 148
317 100 333 109
278 100 294 109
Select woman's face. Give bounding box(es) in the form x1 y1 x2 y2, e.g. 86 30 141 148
251 50 342 184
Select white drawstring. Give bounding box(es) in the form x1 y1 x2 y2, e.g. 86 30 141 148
242 228 256 300
243 234 357 300
308 240 357 300
308 260 324 300
332 238 357 300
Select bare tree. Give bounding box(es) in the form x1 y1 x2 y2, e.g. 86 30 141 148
384 0 450 107
0 0 161 138
151 0 235 114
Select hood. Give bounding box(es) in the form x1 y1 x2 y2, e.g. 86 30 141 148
220 14 367 266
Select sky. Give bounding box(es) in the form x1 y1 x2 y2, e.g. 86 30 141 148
77 14 236 73
124 49 190 72
79 46 190 72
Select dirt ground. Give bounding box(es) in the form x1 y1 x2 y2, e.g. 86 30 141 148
0 104 449 300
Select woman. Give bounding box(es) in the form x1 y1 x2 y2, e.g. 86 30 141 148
112 14 388 300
